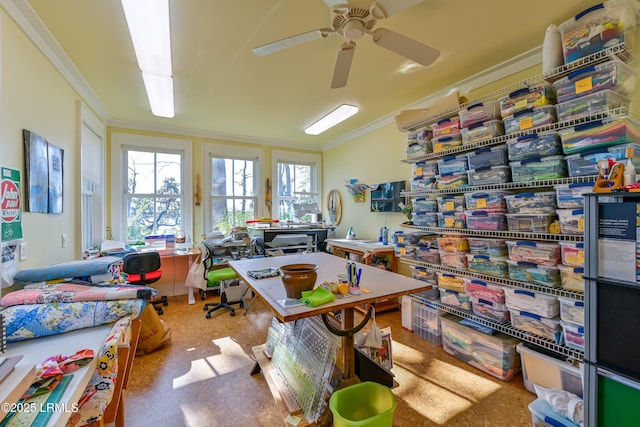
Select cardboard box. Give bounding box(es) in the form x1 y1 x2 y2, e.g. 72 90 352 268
395 92 460 131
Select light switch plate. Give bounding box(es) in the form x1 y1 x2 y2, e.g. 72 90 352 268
19 242 27 261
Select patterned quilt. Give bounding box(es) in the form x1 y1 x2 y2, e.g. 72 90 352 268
1 299 145 342
0 283 154 307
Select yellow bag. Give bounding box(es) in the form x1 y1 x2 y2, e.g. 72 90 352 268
136 304 172 355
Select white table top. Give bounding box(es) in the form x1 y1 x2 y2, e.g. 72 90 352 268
229 252 428 323
325 238 396 254
0 324 113 426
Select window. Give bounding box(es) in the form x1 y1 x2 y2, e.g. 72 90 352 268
111 133 192 243
125 149 182 241
272 151 322 222
203 143 263 235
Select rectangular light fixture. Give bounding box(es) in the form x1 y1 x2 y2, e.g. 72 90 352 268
121 0 174 118
304 104 359 135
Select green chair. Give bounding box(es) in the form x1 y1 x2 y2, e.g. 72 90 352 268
201 243 247 317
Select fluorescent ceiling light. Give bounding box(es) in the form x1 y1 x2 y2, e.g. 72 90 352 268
142 73 175 118
121 0 174 118
305 104 359 135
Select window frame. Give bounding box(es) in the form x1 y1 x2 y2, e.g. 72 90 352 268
271 150 322 222
202 142 264 235
110 133 193 243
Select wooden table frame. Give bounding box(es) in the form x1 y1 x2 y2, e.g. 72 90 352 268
229 252 430 380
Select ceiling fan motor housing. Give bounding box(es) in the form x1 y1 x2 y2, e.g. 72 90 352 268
332 4 377 39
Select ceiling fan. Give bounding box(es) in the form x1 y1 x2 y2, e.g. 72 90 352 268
253 0 440 88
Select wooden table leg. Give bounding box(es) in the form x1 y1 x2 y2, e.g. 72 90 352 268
341 308 355 380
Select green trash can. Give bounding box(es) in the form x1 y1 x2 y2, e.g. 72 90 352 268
329 381 397 427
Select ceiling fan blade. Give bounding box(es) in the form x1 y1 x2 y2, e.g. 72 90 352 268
331 42 356 89
372 28 440 66
253 28 333 56
370 0 424 19
323 0 348 8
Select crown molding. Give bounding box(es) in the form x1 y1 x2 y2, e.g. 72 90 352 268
2 0 111 121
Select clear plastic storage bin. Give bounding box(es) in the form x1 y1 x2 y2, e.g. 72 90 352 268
437 154 468 175
466 144 508 170
554 57 636 102
463 277 506 303
435 172 468 189
504 287 560 318
432 134 463 153
499 84 557 117
412 160 439 177
555 182 595 208
412 299 443 344
559 241 585 267
441 315 521 381
464 210 507 231
529 398 581 427
436 272 466 292
437 211 466 229
558 0 637 65
510 155 567 182
431 116 461 139
509 309 562 342
559 117 640 155
407 128 432 144
506 260 561 287
561 321 585 351
518 343 583 397
438 288 471 310
471 297 510 323
467 237 508 257
558 296 584 326
406 140 432 158
413 211 438 227
556 209 584 235
410 265 438 286
556 89 630 122
458 100 501 128
464 190 510 211
507 131 562 161
415 245 441 265
438 251 468 270
461 120 505 145
466 254 509 277
412 197 439 213
504 191 558 214
506 240 561 265
506 213 556 233
564 143 640 177
436 195 465 212
558 264 585 292
411 175 436 191
437 235 469 252
503 105 557 134
467 165 511 186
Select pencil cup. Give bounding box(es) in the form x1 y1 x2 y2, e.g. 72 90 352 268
349 286 361 295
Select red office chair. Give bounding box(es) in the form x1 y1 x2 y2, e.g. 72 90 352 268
123 251 168 315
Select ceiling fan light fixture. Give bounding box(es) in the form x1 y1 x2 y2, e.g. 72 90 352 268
121 0 174 117
305 104 359 135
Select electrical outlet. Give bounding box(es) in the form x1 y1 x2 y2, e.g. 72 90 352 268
61 233 67 248
19 242 27 261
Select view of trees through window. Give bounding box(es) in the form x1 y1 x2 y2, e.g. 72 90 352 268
210 157 256 234
126 150 182 241
277 162 316 222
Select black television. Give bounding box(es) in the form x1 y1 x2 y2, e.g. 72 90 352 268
370 181 405 212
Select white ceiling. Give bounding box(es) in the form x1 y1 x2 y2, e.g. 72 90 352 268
19 0 591 150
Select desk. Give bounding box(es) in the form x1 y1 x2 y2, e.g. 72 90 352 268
248 227 329 253
156 249 200 303
229 252 429 380
0 324 113 426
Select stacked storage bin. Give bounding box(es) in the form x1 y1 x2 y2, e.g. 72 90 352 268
436 193 466 229
504 287 562 343
412 298 444 345
440 314 521 381
464 277 509 323
405 128 432 159
431 117 462 153
436 235 471 310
